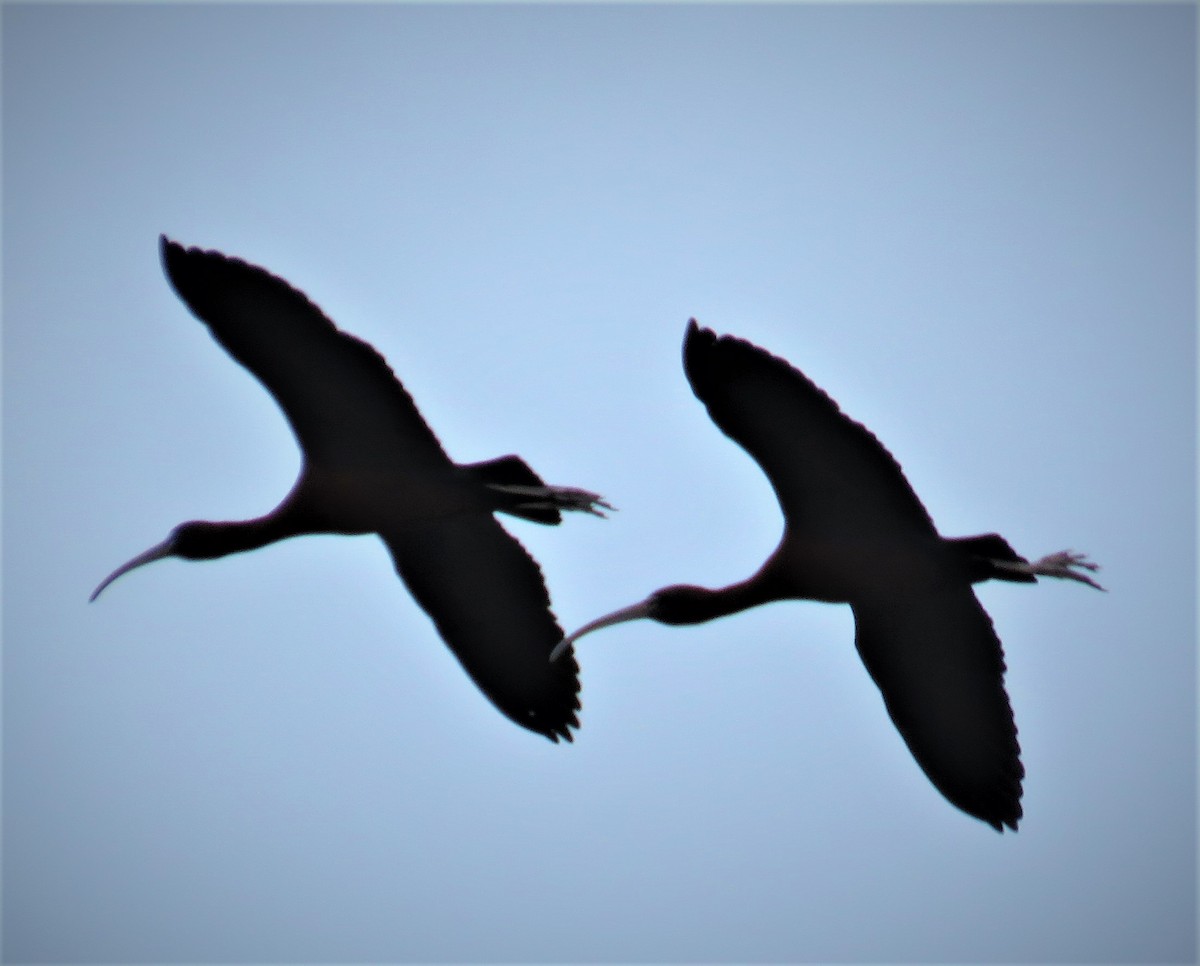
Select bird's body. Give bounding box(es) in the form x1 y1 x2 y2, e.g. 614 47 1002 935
554 320 1102 830
92 236 610 743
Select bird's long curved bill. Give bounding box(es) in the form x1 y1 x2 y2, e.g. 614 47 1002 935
90 536 176 602
549 600 653 662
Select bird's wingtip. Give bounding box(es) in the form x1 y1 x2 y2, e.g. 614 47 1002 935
684 317 720 346
537 716 578 743
159 234 181 267
682 317 722 383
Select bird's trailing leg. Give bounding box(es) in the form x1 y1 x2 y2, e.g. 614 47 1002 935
993 550 1105 591
488 483 614 518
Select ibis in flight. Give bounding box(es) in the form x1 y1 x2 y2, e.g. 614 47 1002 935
552 319 1102 830
92 236 611 742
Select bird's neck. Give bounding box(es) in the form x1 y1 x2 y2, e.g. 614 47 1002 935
183 513 303 559
662 574 781 625
709 576 781 620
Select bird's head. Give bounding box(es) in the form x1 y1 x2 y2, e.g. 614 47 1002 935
89 521 229 602
643 584 732 624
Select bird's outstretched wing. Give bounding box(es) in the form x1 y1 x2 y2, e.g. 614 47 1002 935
381 516 581 741
160 236 451 471
683 320 936 541
852 586 1023 831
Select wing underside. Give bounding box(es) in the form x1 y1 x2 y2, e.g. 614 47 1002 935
683 321 937 542
160 236 451 471
852 585 1023 831
381 515 581 741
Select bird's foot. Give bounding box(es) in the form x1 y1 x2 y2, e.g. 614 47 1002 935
999 550 1106 591
489 483 615 518
550 486 615 517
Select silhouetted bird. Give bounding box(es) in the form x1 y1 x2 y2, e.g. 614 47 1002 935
553 319 1102 828
93 236 611 742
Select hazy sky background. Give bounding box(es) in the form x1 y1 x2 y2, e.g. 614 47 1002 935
4 3 1195 963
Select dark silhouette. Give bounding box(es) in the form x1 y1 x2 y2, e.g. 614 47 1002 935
93 236 611 742
553 320 1102 829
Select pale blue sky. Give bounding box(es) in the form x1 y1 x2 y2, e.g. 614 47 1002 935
3 3 1195 963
